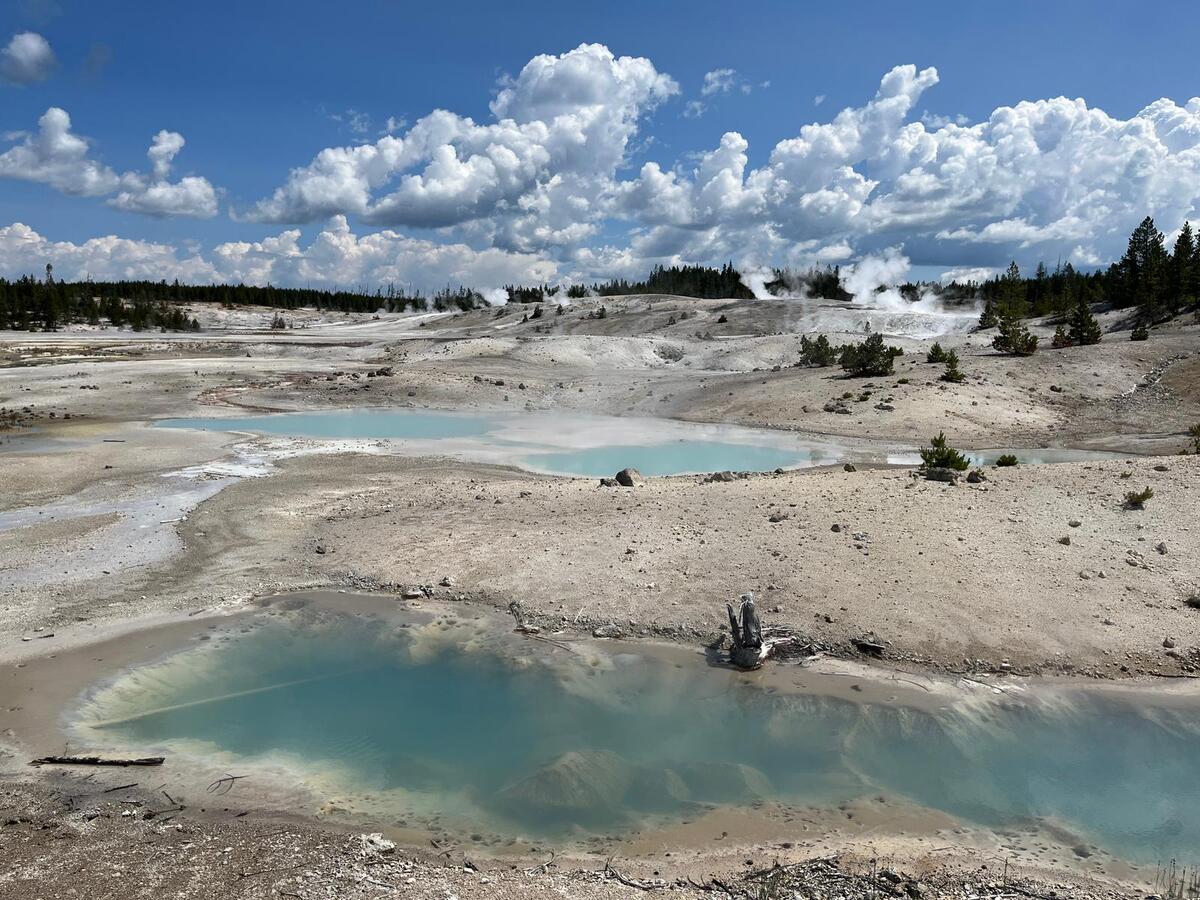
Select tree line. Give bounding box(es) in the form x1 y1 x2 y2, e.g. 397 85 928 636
0 268 485 332
3 216 1196 332
967 216 1198 326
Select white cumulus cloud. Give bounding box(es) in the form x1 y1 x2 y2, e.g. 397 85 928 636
0 110 219 217
0 32 56 85
246 42 678 256
108 130 219 218
0 107 119 195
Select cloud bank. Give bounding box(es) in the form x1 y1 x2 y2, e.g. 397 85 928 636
3 44 1200 293
0 217 555 291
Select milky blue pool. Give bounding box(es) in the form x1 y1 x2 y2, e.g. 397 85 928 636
158 409 1125 477
74 606 1200 863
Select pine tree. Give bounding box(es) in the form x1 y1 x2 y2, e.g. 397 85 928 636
998 260 1027 317
978 297 998 329
940 350 965 383
992 311 1039 355
1067 295 1102 346
1170 221 1198 311
1122 216 1168 322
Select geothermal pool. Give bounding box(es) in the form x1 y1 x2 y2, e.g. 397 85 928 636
72 605 1200 863
158 409 1125 476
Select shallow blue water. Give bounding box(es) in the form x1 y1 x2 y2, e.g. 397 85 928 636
80 615 1200 862
528 441 837 476
157 409 1124 477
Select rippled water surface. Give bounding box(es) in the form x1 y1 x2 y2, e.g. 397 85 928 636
75 613 1200 862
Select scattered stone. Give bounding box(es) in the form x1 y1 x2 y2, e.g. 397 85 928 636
923 467 960 484
614 468 643 487
1164 636 1177 649
703 471 738 483
1058 536 1071 546
843 463 857 472
592 623 624 639
852 636 886 657
831 523 842 532
598 477 618 487
768 511 789 523
1069 519 1082 527
360 833 396 856
966 469 986 483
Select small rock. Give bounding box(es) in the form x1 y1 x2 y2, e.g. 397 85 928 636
831 523 842 533
1164 636 1177 649
966 469 986 483
843 463 857 472
592 623 624 639
704 471 737 483
1057 536 1071 546
614 468 643 487
1069 519 1082 528
361 833 396 855
1155 541 1168 554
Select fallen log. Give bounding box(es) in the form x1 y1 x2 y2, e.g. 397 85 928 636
30 755 165 768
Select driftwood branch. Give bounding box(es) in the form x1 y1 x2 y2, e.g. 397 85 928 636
603 858 666 891
207 773 249 795
30 755 165 767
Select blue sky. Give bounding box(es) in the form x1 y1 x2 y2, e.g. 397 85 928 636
2 0 1199 291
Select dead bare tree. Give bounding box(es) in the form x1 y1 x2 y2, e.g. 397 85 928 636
727 593 766 669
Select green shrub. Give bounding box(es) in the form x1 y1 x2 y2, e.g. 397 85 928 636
1051 324 1072 349
992 312 1039 355
840 333 904 377
926 342 948 363
1067 296 1102 345
940 350 966 383
995 454 1019 467
1131 322 1149 341
920 432 971 471
799 334 840 367
1123 486 1154 509
1189 423 1200 454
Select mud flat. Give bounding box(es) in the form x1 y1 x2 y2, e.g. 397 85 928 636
2 299 1199 898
